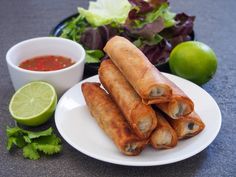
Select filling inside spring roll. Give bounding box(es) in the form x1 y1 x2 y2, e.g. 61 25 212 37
124 141 145 153
149 85 166 97
81 82 147 156
153 128 172 146
150 111 178 149
169 98 193 118
156 81 194 119
130 102 157 138
180 120 200 138
166 111 205 139
138 117 152 133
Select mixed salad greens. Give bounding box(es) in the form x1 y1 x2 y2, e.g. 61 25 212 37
59 0 195 65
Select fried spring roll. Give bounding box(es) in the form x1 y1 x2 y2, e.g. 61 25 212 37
166 111 205 139
104 36 172 104
156 80 194 119
99 60 157 139
81 82 148 156
150 111 178 149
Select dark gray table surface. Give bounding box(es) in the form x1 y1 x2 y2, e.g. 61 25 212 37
0 0 235 177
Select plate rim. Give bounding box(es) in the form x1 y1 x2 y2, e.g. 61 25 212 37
55 73 222 166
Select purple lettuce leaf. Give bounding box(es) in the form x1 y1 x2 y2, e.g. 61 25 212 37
160 12 195 47
80 25 119 50
125 17 165 40
127 0 169 21
174 13 195 36
148 0 169 6
128 0 154 20
79 27 104 50
141 39 172 65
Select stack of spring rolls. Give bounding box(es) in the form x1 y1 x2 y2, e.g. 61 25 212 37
82 36 205 156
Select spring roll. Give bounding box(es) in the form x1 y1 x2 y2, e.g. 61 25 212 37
150 111 178 149
156 80 194 119
166 111 205 139
104 36 172 104
99 60 157 139
81 82 148 156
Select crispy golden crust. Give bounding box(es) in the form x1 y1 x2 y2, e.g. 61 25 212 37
150 111 178 149
166 111 205 139
104 36 172 103
156 78 194 119
99 60 157 139
81 82 148 156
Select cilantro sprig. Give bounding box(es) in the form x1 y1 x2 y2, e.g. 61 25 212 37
6 126 62 160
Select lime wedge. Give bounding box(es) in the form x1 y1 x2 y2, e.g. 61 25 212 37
9 81 57 126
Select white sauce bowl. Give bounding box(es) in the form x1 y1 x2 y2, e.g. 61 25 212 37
6 37 85 96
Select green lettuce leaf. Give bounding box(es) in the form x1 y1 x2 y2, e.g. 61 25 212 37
133 34 163 48
78 0 132 27
134 3 176 28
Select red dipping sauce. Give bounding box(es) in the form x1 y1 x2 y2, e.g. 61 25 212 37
19 55 75 71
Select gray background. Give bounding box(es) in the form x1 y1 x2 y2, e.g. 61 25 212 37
0 0 235 177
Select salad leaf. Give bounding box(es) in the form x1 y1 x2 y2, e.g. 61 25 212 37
58 0 195 66
60 15 89 42
80 27 104 50
125 0 175 42
85 50 104 63
148 0 169 6
78 0 132 27
160 13 195 47
141 39 172 65
133 34 163 47
134 3 176 28
6 126 62 160
80 25 119 50
128 0 154 20
126 17 165 40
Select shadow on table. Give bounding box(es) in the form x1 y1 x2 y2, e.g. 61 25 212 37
70 148 208 177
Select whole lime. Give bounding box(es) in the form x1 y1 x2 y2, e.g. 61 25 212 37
169 41 218 85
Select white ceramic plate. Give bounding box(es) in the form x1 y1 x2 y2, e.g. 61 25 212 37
55 73 221 166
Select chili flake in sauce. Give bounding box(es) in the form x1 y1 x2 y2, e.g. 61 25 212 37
19 55 75 71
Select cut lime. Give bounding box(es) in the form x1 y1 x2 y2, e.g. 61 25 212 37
9 81 57 126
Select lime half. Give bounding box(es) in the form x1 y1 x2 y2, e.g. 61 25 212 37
9 81 57 126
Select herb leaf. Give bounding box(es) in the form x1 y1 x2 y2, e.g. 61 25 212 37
23 144 40 160
25 127 53 139
6 126 22 137
35 144 62 155
33 134 61 145
7 137 16 150
6 126 62 160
